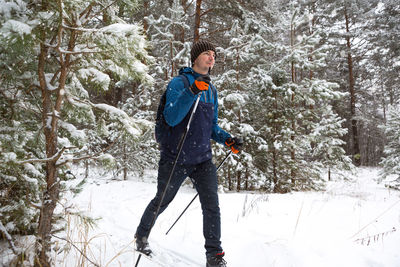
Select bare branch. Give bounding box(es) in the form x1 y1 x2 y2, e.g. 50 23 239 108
81 0 118 26
29 201 42 210
200 8 214 18
183 0 195 14
79 2 94 22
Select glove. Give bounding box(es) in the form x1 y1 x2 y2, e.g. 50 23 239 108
190 75 211 94
225 137 244 154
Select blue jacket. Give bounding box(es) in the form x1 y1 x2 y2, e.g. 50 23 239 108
160 67 231 164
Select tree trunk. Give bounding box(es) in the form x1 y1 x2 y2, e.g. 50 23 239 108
381 72 386 121
236 170 241 192
143 0 149 33
309 1 316 80
344 6 361 166
290 21 296 187
179 1 186 43
236 47 240 89
193 0 202 41
245 168 249 190
366 128 370 165
272 148 278 192
228 165 232 191
272 90 278 193
85 160 89 178
123 143 128 180
36 37 59 267
36 4 75 264
170 40 175 77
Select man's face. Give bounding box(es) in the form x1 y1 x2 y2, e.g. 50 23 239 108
194 50 216 71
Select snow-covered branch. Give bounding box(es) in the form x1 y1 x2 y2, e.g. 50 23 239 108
55 137 118 167
58 48 102 55
61 23 99 32
16 147 73 165
0 221 18 255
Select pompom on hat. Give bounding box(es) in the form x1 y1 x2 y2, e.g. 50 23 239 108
190 40 216 64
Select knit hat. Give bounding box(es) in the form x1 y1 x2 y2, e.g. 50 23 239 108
190 40 216 64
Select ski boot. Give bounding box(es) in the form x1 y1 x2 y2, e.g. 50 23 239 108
206 252 227 267
135 235 152 256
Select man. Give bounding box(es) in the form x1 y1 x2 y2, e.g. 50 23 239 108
135 40 243 267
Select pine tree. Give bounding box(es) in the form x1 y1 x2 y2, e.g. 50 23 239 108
0 0 152 265
287 0 354 188
317 0 381 165
241 0 354 192
356 0 400 165
0 0 45 249
144 0 191 78
380 105 400 190
212 4 277 191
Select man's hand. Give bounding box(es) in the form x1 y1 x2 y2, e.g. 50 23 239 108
190 75 211 94
225 137 244 154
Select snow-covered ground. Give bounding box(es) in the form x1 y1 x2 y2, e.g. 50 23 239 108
2 167 400 267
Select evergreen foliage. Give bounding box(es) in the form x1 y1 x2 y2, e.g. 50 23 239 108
1 0 399 262
1 0 152 263
380 105 400 190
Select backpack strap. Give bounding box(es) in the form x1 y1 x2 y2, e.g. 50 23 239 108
155 74 190 143
209 83 217 102
178 74 190 89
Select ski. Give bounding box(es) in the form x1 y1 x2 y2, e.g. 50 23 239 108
134 240 203 267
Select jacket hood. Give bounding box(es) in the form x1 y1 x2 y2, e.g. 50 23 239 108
179 67 195 75
179 67 210 77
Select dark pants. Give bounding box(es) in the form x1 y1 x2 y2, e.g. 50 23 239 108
135 158 223 256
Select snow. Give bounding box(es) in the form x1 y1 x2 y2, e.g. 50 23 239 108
0 221 17 254
78 68 111 90
2 152 17 162
42 167 400 267
132 60 149 75
101 23 140 35
90 103 143 137
23 163 43 180
274 140 282 150
59 121 87 141
0 19 31 37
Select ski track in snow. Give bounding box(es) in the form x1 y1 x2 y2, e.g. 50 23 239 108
2 167 396 267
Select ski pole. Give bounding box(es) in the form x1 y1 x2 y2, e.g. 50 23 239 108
165 150 232 235
135 94 202 267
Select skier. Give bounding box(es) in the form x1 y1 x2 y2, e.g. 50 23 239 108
134 40 243 267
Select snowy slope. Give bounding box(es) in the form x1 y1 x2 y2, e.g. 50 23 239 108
50 167 400 266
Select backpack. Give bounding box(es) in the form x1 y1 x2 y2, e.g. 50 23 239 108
155 74 190 144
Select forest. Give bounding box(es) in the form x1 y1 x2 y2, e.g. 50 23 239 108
0 0 399 266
